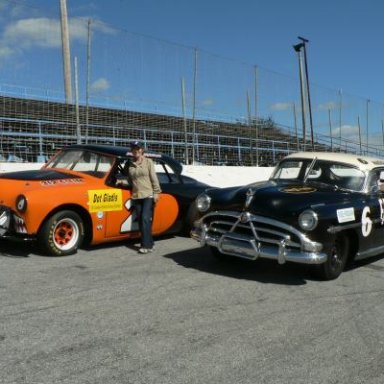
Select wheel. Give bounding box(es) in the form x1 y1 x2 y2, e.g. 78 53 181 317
183 204 202 235
316 234 349 280
38 210 84 256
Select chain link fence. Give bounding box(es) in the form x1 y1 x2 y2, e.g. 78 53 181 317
1 2 384 162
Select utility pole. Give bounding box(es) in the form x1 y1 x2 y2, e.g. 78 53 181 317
60 0 72 104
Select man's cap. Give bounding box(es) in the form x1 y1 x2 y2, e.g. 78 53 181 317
130 140 144 149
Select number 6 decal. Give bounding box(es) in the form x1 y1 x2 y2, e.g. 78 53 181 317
361 206 372 237
121 198 139 232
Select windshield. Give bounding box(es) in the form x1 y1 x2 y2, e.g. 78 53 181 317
45 149 114 178
270 159 366 191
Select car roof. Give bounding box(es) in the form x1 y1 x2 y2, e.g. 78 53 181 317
64 144 183 175
284 151 384 172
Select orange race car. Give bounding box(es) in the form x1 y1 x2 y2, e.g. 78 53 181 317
0 144 209 256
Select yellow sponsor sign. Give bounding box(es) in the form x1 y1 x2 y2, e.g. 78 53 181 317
88 189 123 213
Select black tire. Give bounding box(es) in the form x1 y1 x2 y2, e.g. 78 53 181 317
315 234 349 280
184 204 202 235
38 210 84 256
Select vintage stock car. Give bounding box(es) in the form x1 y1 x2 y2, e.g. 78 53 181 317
191 152 384 280
0 144 209 256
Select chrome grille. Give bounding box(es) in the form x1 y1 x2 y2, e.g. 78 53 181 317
204 211 302 249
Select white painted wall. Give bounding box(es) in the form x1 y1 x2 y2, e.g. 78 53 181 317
0 162 275 187
183 165 274 187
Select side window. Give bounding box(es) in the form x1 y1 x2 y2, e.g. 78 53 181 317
378 170 384 191
367 169 384 192
113 160 131 188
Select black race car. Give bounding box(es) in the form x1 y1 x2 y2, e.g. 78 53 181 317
191 152 384 280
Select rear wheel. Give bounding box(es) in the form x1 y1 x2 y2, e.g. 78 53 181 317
38 210 84 256
316 234 349 280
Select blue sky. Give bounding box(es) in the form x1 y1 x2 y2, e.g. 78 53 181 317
73 0 383 102
1 0 383 101
1 0 384 147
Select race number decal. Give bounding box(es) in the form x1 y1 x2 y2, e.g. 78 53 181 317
379 198 384 225
121 199 139 232
361 206 372 237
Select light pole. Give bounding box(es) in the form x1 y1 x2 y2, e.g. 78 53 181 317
60 0 72 104
293 37 314 150
293 42 306 149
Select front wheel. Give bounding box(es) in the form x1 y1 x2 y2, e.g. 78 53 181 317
315 234 349 280
38 210 84 256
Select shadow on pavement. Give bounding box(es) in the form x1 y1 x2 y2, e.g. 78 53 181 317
164 246 314 286
0 239 35 257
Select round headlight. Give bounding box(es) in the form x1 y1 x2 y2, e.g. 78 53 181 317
196 193 211 213
16 195 27 213
298 210 318 231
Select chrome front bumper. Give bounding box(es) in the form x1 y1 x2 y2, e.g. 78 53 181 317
0 206 29 238
0 207 11 236
191 213 327 265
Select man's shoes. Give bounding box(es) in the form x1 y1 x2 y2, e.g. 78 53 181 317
138 247 153 254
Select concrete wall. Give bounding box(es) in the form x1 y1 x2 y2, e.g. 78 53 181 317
0 163 275 187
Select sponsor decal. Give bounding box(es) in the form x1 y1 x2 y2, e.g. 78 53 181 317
40 178 84 186
281 186 317 194
121 198 139 232
88 189 123 213
337 207 355 223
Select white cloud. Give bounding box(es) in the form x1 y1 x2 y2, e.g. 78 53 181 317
0 45 14 59
332 124 359 139
91 78 110 92
0 16 115 59
4 18 62 49
202 98 214 106
271 102 292 111
318 101 340 111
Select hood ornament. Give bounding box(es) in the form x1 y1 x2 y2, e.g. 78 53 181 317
244 188 255 209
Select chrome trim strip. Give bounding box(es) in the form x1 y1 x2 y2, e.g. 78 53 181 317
356 244 384 260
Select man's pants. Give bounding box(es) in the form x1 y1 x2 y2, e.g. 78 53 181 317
134 198 154 248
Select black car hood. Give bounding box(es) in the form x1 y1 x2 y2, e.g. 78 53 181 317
0 169 82 181
208 180 355 219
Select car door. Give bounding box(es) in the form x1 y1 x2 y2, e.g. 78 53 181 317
355 168 384 259
103 163 179 239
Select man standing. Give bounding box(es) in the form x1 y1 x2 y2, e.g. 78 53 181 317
127 141 161 254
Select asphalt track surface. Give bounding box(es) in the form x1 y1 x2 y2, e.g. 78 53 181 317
1 235 384 384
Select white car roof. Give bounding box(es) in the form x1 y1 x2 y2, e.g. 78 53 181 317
284 152 384 172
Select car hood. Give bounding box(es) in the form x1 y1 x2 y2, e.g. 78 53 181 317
0 169 83 181
0 169 86 207
207 180 356 219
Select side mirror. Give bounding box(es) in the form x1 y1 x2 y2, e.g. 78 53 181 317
371 185 380 193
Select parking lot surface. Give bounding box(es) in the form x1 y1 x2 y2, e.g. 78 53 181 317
1 236 384 384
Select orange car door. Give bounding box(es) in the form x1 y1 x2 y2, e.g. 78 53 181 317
104 191 179 238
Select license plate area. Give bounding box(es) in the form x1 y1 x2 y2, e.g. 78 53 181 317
218 234 259 260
